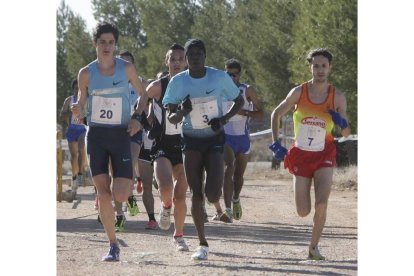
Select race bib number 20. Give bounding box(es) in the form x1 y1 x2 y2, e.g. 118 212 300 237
91 96 122 125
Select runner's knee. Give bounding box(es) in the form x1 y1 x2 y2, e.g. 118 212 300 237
113 186 130 202
113 192 129 202
173 194 186 205
205 189 221 203
97 190 112 202
297 207 311 217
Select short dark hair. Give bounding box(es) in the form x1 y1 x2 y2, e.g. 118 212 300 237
225 58 241 72
307 48 333 64
93 21 119 44
184 39 206 57
169 43 184 51
71 79 78 90
119 50 135 64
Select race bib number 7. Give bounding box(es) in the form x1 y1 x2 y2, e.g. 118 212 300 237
91 96 122 125
295 117 326 151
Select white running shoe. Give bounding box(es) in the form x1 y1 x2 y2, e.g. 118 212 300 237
219 208 233 223
308 246 325 260
173 236 189 252
191 246 208 261
212 212 222 221
158 206 171 230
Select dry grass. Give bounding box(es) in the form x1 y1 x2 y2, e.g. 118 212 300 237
245 162 358 191
332 165 358 191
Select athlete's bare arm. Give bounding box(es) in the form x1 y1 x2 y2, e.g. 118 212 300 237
125 63 147 116
224 94 244 121
244 86 264 120
71 67 89 119
147 101 154 126
166 104 181 125
146 79 162 101
271 87 301 142
334 89 351 137
60 97 71 121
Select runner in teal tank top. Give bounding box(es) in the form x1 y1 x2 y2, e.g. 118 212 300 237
70 22 148 262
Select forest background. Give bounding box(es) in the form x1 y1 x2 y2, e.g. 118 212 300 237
56 0 357 133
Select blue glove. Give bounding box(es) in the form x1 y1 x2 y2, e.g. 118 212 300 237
269 141 287 160
328 109 348 129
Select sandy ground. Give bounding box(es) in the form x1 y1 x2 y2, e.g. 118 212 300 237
57 162 357 275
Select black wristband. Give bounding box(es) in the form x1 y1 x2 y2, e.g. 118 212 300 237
131 113 143 123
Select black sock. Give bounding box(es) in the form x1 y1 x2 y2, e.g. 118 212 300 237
200 241 209 247
148 213 156 221
72 176 76 180
77 172 82 176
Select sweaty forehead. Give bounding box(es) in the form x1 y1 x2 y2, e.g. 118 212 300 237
169 49 184 58
98 33 116 41
226 67 239 73
311 55 330 64
187 46 204 53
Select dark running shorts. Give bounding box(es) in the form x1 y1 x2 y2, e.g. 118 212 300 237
86 127 133 179
182 131 225 154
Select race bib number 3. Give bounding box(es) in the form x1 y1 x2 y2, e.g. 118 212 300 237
190 99 219 129
91 96 122 125
295 119 326 151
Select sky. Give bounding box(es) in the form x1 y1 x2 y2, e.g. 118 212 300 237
57 0 96 32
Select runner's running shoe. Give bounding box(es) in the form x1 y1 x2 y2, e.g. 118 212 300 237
115 215 126 232
308 246 325 260
191 246 209 261
102 244 120 262
158 206 171 230
212 212 222 221
232 199 242 220
174 236 189 252
127 195 139 216
220 208 233 223
145 220 157 230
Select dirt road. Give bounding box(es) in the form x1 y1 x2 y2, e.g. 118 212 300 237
57 163 357 275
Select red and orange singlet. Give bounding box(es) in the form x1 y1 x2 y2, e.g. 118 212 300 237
293 82 335 151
